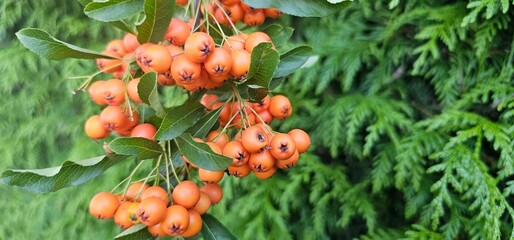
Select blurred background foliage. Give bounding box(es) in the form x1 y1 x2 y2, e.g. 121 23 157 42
2 0 514 239
1 0 127 238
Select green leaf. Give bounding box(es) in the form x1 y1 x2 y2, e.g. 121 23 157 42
187 106 223 138
246 42 280 88
273 46 312 78
242 0 352 17
77 0 92 5
136 0 174 43
16 28 115 60
78 0 136 33
269 77 284 90
201 214 237 240
262 24 294 46
175 133 232 171
0 155 132 193
155 99 206 141
84 0 144 22
114 224 153 240
109 20 137 35
109 137 163 160
138 72 166 118
247 87 269 102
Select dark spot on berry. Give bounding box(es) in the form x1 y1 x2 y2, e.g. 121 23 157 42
279 143 288 152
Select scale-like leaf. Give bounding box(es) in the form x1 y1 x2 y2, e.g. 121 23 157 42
246 42 280 88
0 155 132 193
114 224 153 240
201 214 237 240
274 46 312 78
155 100 205 141
263 24 294 46
109 137 163 160
242 0 352 17
175 133 232 171
187 106 223 138
84 0 144 22
138 72 165 117
16 28 114 60
136 0 174 43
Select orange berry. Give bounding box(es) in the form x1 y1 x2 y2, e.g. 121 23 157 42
223 141 250 166
275 149 299 169
241 125 269 153
248 149 276 172
123 33 140 53
243 9 266 26
106 39 127 56
127 202 141 224
127 77 141 103
222 35 246 52
139 44 172 73
103 78 126 106
100 106 128 131
253 166 277 180
200 94 219 110
137 197 167 226
192 192 211 215
264 8 282 18
288 129 311 153
227 164 252 178
97 50 122 73
172 180 200 209
148 222 169 237
204 47 232 77
269 133 297 160
85 115 111 140
171 54 202 86
200 183 223 204
206 130 230 149
114 202 134 229
165 18 191 46
131 123 157 141
161 205 190 236
125 182 150 202
89 192 120 219
181 210 203 237
198 168 225 183
88 80 107 105
184 32 215 63
269 95 293 119
245 31 272 53
141 186 169 203
229 49 251 78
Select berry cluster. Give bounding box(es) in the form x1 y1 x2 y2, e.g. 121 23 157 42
85 29 276 139
178 0 282 27
198 93 311 180
89 181 221 237
84 0 310 237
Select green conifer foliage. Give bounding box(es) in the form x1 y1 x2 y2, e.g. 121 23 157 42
212 1 514 239
1 0 125 238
